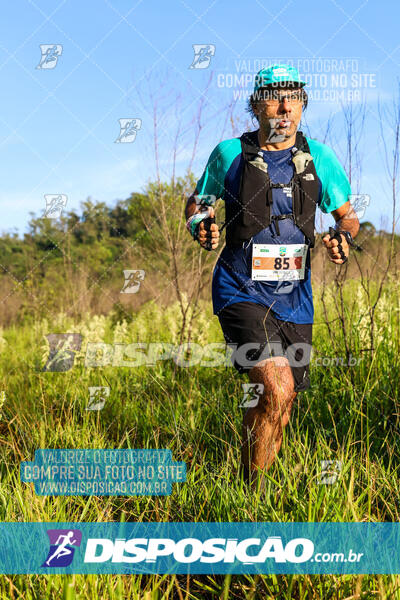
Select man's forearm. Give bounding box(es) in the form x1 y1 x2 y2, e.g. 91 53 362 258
185 194 198 220
334 205 360 238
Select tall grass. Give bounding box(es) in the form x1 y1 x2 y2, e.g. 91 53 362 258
1 278 400 598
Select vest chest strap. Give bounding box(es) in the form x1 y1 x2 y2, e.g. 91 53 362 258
270 213 294 236
270 182 291 189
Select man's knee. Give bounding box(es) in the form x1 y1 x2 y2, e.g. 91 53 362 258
249 356 295 416
250 356 295 393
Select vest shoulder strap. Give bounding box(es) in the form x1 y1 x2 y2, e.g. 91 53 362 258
294 130 311 153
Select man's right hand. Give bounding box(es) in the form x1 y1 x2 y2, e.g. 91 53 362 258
198 207 220 250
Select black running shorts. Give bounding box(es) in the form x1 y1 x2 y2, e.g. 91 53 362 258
217 301 313 392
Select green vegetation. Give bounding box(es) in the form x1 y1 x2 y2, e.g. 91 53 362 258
1 273 400 597
0 168 399 597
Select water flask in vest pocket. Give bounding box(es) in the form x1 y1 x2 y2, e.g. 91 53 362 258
202 215 215 251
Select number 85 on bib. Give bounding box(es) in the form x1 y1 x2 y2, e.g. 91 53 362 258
251 243 308 281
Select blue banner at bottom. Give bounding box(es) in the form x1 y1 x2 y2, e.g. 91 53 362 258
0 522 398 574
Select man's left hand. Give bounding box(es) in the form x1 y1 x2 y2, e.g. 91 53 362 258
322 232 349 264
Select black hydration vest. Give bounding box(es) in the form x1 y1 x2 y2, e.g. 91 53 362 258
224 129 320 248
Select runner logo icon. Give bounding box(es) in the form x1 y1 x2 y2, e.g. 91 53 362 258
42 529 82 567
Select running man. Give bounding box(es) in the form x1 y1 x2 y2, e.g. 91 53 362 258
45 530 77 566
185 64 361 487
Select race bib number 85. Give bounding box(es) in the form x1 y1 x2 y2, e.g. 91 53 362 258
252 243 308 281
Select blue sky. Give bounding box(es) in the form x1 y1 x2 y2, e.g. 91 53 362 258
1 0 399 234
